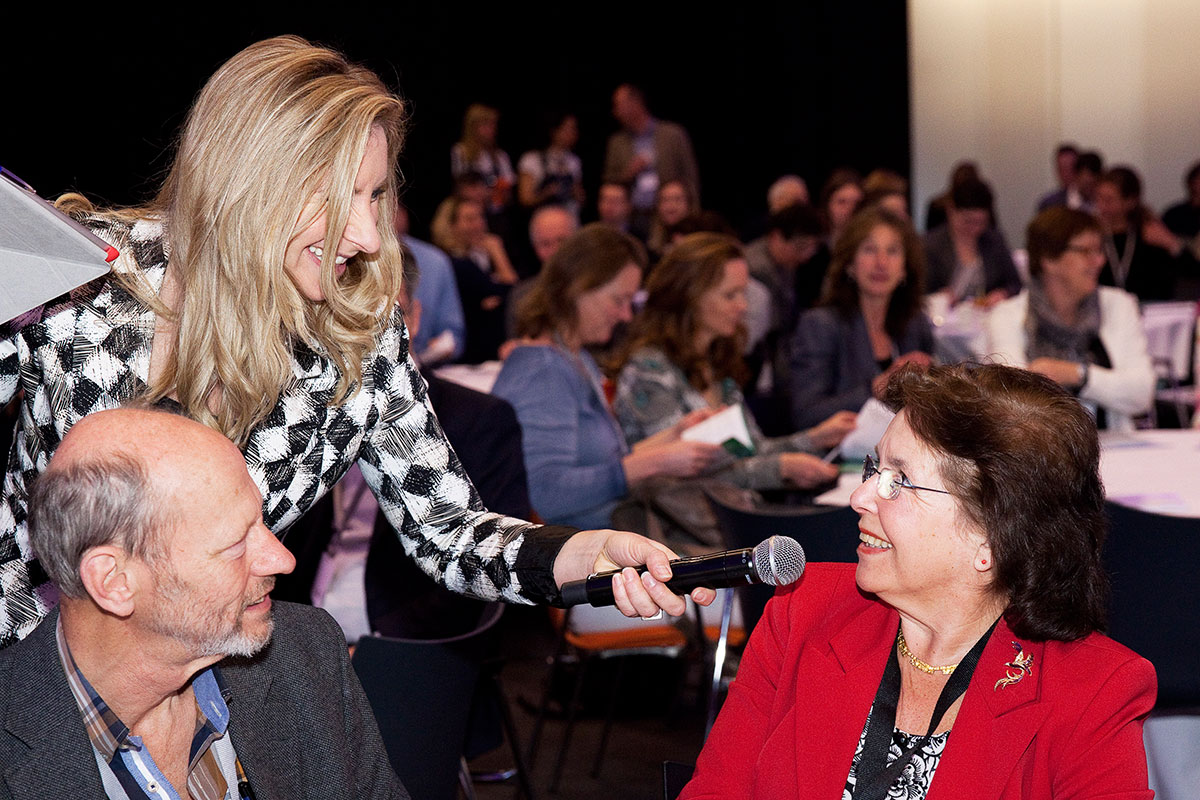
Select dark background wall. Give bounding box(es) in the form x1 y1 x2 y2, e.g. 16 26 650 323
4 2 908 240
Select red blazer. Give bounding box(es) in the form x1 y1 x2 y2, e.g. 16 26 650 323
683 563 1156 800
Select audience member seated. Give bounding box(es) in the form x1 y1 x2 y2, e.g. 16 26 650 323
492 224 723 531
1095 166 1183 301
987 207 1154 431
395 203 465 364
528 204 578 271
1039 149 1102 214
450 169 492 208
819 167 865 248
647 179 696 259
508 205 580 336
1034 141 1079 211
614 233 853 497
432 196 518 362
743 174 812 241
668 213 774 368
682 362 1155 799
924 176 1022 307
603 84 701 238
743 203 829 401
861 168 910 220
451 103 515 234
517 111 585 219
924 160 985 232
0 408 404 798
1162 159 1200 241
790 207 934 428
767 174 810 213
597 181 635 235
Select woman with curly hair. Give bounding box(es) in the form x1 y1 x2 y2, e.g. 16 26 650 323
790 207 934 428
614 232 854 492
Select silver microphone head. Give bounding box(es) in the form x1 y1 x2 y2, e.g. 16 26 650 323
751 535 807 586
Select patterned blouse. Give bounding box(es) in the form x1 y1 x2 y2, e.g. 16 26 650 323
842 706 949 800
614 346 817 490
0 217 567 647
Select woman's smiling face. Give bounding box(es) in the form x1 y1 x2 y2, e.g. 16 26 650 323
283 125 388 302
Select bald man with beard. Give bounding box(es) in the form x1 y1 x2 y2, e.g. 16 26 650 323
0 408 406 800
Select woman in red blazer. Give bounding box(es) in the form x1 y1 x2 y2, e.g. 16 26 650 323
683 362 1155 799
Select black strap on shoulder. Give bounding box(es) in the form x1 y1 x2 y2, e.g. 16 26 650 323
851 618 999 800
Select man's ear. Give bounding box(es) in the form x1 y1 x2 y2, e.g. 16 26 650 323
78 546 141 618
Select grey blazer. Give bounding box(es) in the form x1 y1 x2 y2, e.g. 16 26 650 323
789 306 934 428
0 602 407 800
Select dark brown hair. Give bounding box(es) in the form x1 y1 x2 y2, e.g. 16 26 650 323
516 223 647 338
619 232 747 389
818 206 926 340
883 362 1109 641
949 176 994 212
1099 165 1150 231
819 167 863 229
1026 207 1101 278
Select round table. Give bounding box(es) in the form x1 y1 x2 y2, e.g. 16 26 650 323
818 429 1200 517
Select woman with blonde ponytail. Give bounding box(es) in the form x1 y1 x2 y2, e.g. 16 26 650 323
0 36 708 648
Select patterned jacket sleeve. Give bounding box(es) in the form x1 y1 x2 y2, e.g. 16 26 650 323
0 307 40 406
355 310 573 605
0 329 16 407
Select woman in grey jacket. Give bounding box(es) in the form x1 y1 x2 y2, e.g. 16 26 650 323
790 207 935 429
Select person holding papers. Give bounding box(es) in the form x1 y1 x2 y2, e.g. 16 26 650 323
986 207 1155 432
789 206 935 428
493 224 725 532
614 233 854 491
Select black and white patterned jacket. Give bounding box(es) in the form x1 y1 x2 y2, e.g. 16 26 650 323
0 217 569 647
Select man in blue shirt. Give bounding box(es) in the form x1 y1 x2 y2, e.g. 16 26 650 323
0 408 405 800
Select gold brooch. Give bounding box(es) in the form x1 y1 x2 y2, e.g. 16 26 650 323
994 641 1033 689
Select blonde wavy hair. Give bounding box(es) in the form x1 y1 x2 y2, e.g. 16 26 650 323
69 36 406 446
457 103 499 163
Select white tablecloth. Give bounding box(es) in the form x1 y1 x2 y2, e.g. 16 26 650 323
818 430 1200 516
1099 429 1200 517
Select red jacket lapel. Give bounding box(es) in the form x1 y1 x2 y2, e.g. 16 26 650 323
928 620 1049 800
790 597 899 796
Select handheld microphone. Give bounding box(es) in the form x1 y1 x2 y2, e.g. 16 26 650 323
560 535 807 607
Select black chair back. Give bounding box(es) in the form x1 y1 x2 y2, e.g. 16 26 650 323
352 602 504 800
707 493 860 633
662 760 695 800
1104 502 1200 710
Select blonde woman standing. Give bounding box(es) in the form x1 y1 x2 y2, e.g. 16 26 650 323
0 37 709 648
451 103 515 224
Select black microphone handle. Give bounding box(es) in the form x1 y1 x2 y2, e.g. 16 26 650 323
560 548 759 607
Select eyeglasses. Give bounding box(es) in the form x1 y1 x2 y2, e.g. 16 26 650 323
862 454 951 501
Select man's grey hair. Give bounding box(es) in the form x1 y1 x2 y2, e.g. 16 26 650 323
28 450 169 598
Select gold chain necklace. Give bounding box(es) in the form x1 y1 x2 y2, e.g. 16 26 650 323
897 629 959 675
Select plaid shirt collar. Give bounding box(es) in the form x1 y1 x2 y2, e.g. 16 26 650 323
55 619 234 799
